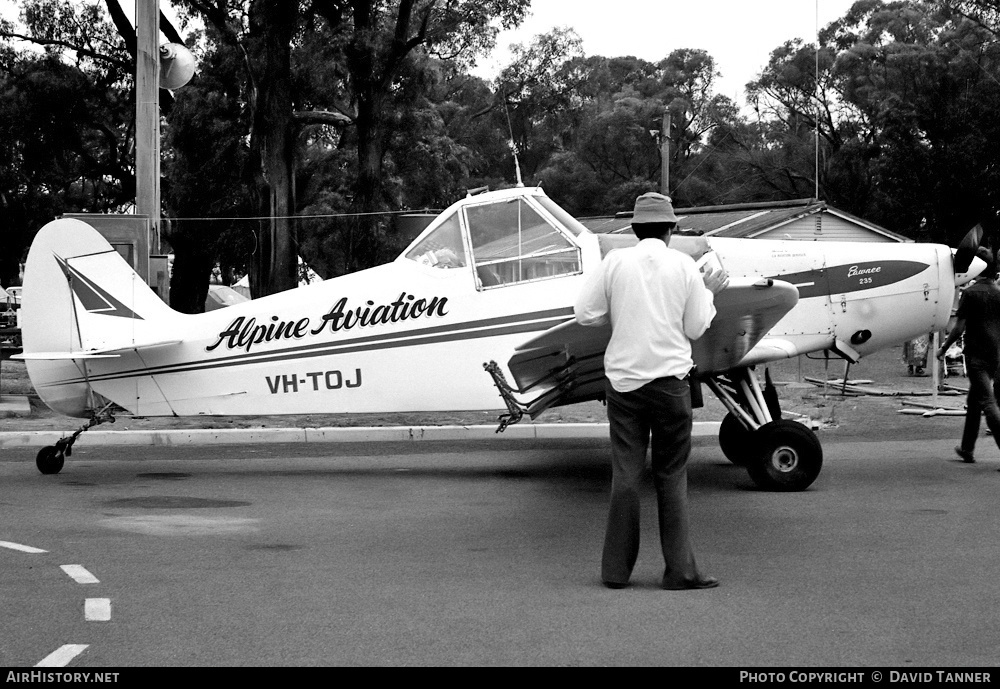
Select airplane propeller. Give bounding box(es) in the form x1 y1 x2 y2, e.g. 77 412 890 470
954 224 983 274
954 223 989 286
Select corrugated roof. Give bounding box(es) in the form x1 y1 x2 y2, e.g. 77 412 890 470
578 198 909 242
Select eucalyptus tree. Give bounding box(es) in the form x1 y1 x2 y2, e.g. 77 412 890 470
511 46 736 214
0 1 135 286
174 0 530 293
744 0 1000 242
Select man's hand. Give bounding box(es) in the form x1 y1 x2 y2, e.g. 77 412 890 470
701 265 729 295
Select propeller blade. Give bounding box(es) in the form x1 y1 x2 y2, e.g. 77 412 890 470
954 224 984 274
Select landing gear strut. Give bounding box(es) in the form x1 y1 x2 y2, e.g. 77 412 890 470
705 368 822 491
35 404 116 475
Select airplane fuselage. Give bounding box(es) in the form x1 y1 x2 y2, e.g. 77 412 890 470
21 188 954 419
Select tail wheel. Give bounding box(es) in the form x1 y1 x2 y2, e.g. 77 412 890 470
36 446 65 475
746 419 822 492
719 412 754 466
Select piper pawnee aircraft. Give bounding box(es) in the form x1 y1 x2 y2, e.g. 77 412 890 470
17 186 978 488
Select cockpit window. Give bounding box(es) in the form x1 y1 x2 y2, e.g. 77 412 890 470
536 197 588 236
404 213 467 269
466 197 581 288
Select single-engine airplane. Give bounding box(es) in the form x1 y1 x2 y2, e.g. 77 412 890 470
16 186 981 488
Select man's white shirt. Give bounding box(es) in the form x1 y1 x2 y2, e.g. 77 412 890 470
574 238 717 393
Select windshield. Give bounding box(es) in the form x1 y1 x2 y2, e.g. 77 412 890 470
466 197 581 287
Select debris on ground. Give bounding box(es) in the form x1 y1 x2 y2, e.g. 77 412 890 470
802 377 961 397
897 397 967 418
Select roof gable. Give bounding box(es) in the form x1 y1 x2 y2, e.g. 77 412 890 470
578 199 908 242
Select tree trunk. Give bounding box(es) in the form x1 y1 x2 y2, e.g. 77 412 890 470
247 0 298 297
349 89 390 272
167 230 212 313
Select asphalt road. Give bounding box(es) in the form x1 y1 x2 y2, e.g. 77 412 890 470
1 436 999 667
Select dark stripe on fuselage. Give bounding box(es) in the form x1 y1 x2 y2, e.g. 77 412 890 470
767 260 929 299
43 307 576 387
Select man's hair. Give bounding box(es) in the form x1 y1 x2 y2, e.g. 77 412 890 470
632 221 676 240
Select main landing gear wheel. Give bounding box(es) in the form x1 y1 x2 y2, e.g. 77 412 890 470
745 419 822 492
706 368 824 491
718 412 754 466
36 446 65 475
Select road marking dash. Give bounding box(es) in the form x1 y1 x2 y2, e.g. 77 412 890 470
61 564 100 584
85 598 111 622
0 540 47 554
35 644 89 667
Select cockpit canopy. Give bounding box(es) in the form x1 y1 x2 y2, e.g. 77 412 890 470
403 189 585 289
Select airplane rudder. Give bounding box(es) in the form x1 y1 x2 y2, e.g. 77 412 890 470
20 219 102 416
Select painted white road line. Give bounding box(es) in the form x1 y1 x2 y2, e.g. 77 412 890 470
84 598 112 622
0 540 47 554
35 644 89 667
60 564 100 584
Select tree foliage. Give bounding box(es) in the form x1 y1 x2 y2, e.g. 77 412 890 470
0 1 134 287
5 0 1000 294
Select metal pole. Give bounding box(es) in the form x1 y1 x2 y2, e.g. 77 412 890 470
136 0 160 253
932 331 940 406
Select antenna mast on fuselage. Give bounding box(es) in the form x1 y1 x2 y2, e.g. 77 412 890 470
501 87 524 187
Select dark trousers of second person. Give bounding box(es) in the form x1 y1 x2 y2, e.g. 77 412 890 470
602 376 699 586
961 367 1000 454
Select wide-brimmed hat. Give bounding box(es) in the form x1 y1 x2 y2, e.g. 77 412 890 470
632 192 678 223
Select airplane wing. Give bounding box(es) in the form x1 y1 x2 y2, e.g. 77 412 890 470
504 278 798 418
690 278 799 372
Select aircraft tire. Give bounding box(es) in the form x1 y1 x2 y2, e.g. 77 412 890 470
746 419 822 492
718 413 754 465
36 446 65 475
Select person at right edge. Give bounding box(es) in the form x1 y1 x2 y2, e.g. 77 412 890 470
574 192 729 590
937 247 1000 464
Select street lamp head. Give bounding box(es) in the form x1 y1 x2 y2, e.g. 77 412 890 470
159 43 196 90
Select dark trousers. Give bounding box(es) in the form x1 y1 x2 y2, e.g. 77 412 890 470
961 367 1000 455
602 376 700 586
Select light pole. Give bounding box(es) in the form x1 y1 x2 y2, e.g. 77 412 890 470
135 0 160 253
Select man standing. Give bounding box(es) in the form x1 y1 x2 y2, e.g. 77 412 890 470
575 192 728 590
937 247 1000 463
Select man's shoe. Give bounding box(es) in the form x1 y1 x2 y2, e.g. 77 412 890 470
955 446 975 463
603 581 630 590
662 576 719 591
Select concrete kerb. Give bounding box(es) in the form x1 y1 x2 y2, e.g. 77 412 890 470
0 422 722 448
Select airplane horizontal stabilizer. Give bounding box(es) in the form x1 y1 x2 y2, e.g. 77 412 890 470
14 352 121 361
84 340 184 355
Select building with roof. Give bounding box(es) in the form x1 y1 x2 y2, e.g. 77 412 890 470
579 198 909 243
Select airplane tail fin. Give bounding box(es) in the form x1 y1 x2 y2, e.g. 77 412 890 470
19 218 181 417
